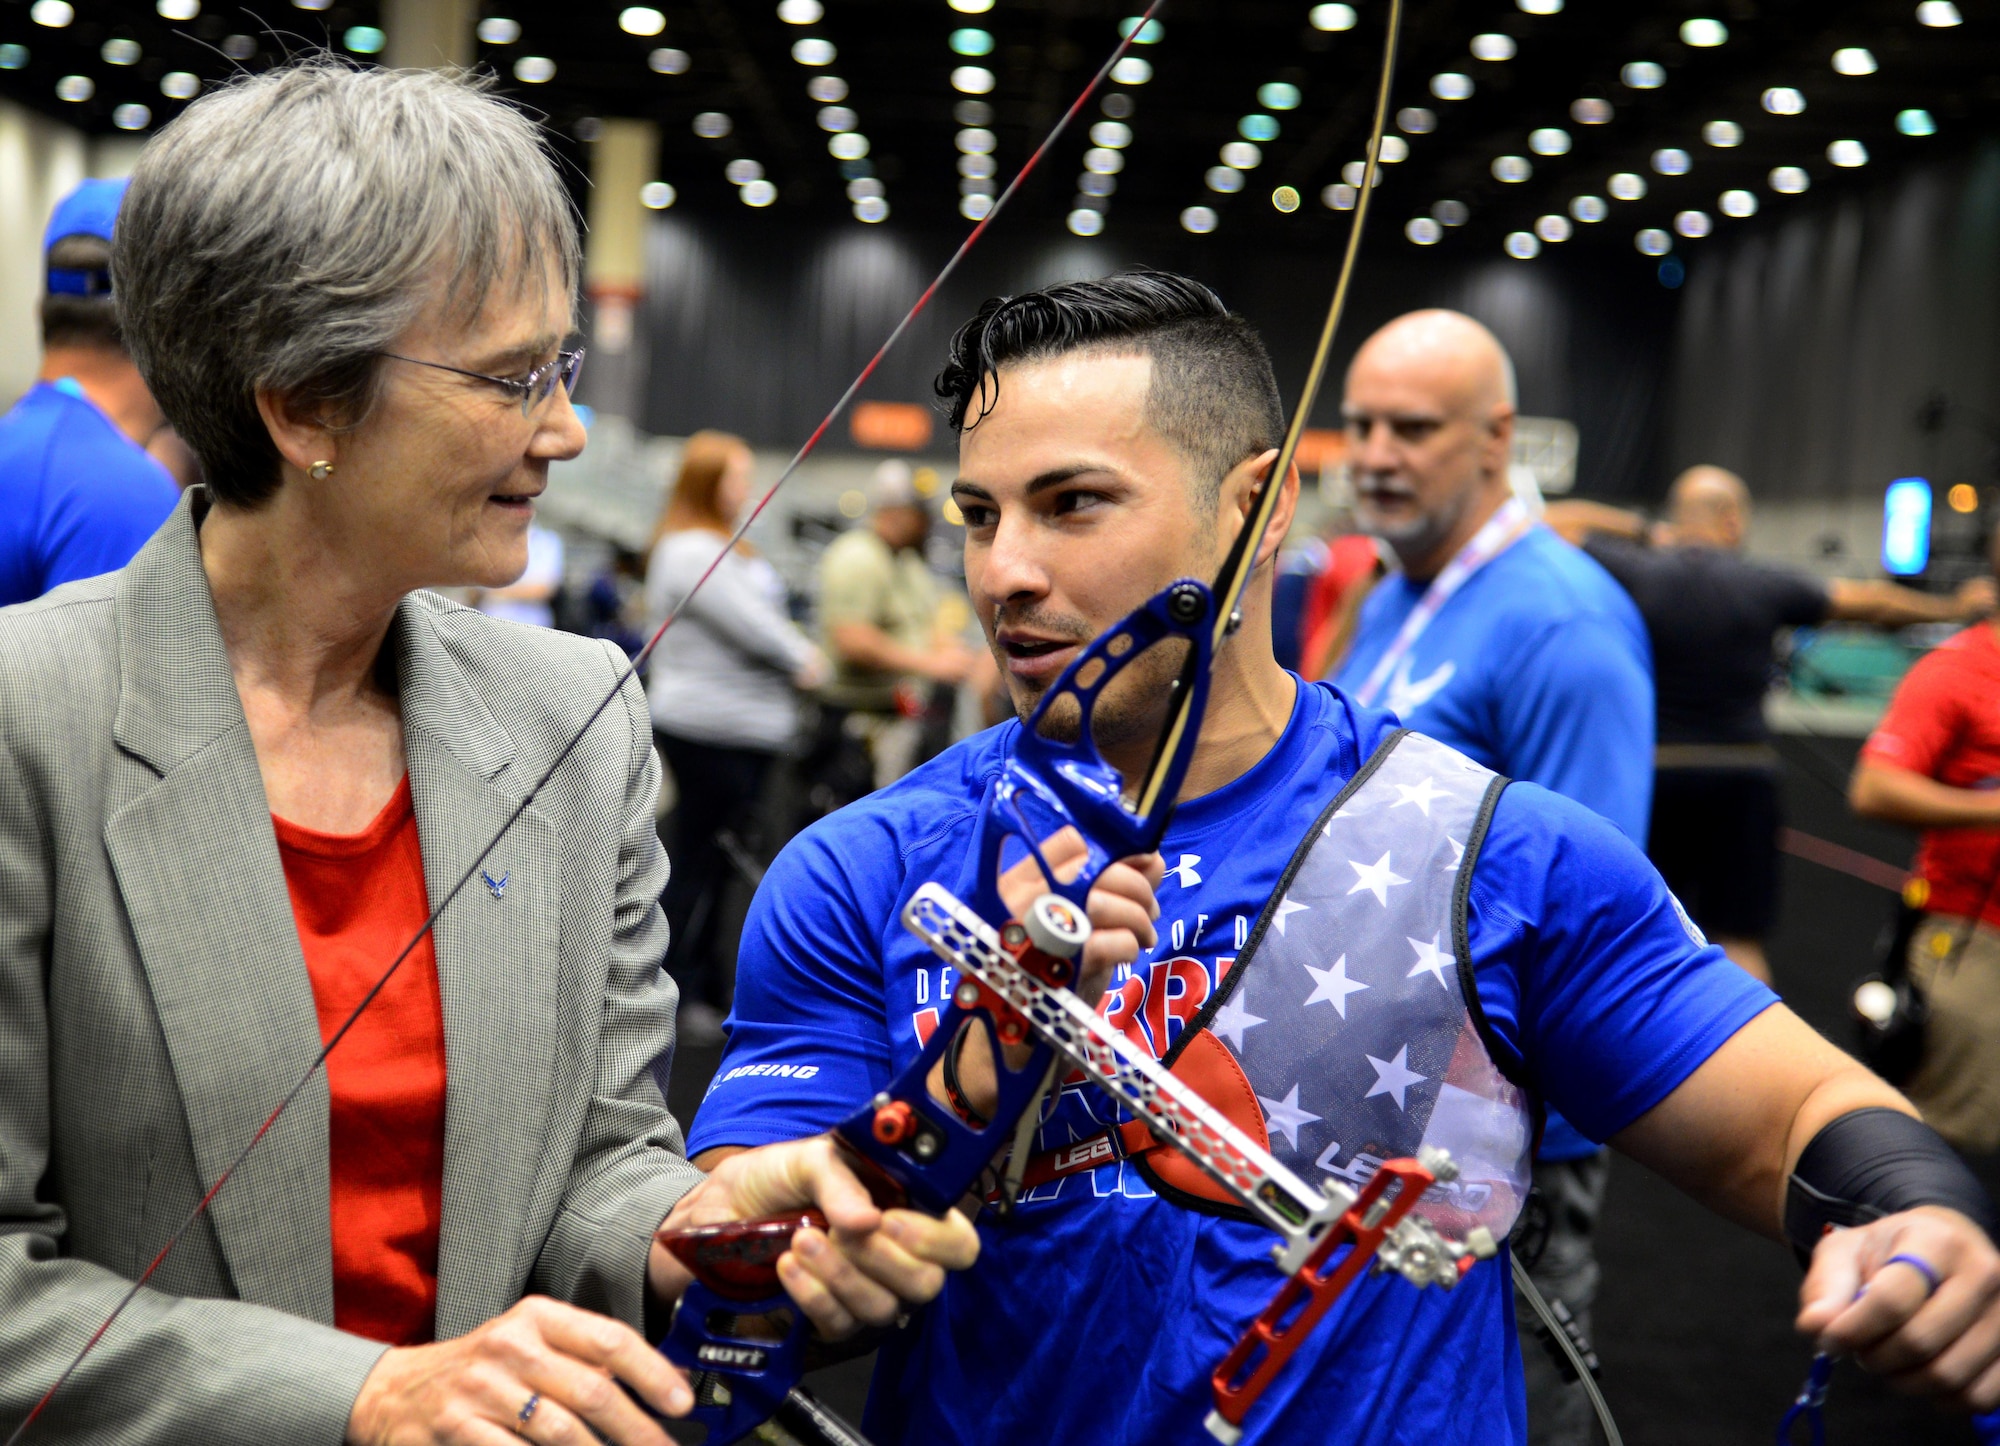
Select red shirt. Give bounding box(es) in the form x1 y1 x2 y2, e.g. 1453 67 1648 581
273 776 448 1346
1861 624 2000 929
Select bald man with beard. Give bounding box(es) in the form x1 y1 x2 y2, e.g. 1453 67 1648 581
1334 310 1655 1446
1548 467 1995 986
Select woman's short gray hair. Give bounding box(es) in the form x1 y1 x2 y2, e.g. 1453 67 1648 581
114 59 581 506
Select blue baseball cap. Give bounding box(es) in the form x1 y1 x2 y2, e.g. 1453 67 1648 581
44 176 128 297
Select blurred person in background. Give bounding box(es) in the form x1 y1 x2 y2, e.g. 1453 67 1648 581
1851 527 2000 1155
1299 525 1385 681
646 430 824 1046
0 178 181 607
814 459 976 792
1550 467 1994 985
1334 310 1653 1446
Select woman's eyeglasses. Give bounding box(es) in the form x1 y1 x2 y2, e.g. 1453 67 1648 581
379 348 587 417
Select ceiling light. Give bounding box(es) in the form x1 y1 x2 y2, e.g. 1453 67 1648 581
693 111 732 138
1702 120 1744 147
960 193 993 219
1068 208 1104 236
1517 0 1562 13
1636 228 1672 255
1079 172 1115 196
1832 47 1877 75
477 16 519 42
1206 165 1244 193
1505 232 1541 258
1260 82 1302 111
157 0 199 16
160 71 199 98
1675 210 1712 237
1762 87 1805 114
618 6 664 36
639 180 678 209
793 37 836 64
1407 217 1443 245
1898 108 1937 136
1101 93 1133 119
725 158 765 184
1377 135 1409 162
1471 34 1517 61
1083 147 1124 173
808 75 848 101
1680 18 1727 46
740 179 777 207
222 33 256 57
1182 205 1219 233
855 196 889 223
1119 16 1163 42
1609 172 1647 200
952 65 995 92
777 0 821 21
1240 114 1280 142
54 74 92 100
1492 155 1532 182
1622 61 1666 89
1398 107 1436 134
1323 183 1357 210
1433 199 1470 225
1719 189 1758 217
1222 141 1263 168
1536 215 1572 242
1090 121 1132 148
112 102 150 129
950 28 993 55
30 0 72 25
849 177 885 200
958 98 996 124
1917 1 1962 25
513 53 556 81
1309 4 1357 31
1529 128 1570 155
294 0 331 9
1340 161 1385 186
1273 186 1302 212
1828 138 1869 167
102 38 142 63
957 126 997 153
1571 98 1612 124
958 153 996 179
648 47 690 73
949 0 993 12
1769 166 1810 193
1570 195 1607 222
1110 57 1152 84
1949 482 1979 512
960 176 994 197
1431 73 1474 101
829 133 869 160
1652 147 1691 175
818 105 857 132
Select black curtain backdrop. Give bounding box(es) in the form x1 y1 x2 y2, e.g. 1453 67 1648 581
1670 142 2000 503
625 212 1680 497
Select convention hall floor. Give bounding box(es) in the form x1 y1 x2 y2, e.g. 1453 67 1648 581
664 731 1988 1445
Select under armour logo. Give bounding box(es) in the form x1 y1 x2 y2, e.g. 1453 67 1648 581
482 869 509 900
1166 854 1203 888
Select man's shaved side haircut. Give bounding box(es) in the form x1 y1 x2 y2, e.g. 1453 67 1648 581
935 269 1286 503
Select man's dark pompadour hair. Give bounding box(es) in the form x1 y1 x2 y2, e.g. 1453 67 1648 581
934 269 1285 501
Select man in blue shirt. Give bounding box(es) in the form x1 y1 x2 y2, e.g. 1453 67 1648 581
0 178 181 608
691 273 2000 1445
1333 310 1652 1445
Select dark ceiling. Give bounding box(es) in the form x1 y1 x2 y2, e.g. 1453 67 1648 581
3 0 1994 277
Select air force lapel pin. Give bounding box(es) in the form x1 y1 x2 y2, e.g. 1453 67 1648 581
482 868 509 901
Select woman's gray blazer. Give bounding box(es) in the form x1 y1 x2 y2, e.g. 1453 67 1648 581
0 491 704 1442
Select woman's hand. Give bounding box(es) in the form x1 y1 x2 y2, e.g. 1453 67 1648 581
345 1296 690 1446
651 1134 979 1338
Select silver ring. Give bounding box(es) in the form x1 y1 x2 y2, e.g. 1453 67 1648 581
517 1392 541 1431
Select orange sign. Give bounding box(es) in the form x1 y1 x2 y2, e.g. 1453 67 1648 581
1293 428 1348 475
851 401 935 451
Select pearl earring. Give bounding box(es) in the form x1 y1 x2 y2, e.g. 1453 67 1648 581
309 460 334 481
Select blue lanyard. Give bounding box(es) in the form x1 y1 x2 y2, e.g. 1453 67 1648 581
1776 1353 1833 1446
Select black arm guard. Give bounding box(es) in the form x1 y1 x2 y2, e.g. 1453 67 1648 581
1784 1107 2000 1263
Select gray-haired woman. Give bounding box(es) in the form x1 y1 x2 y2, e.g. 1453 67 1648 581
0 61 977 1445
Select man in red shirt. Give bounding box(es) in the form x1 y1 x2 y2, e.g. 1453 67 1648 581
1853 531 2000 1152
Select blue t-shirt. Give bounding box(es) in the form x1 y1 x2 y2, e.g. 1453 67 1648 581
0 381 180 608
1336 525 1656 1160
689 681 1771 1446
